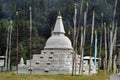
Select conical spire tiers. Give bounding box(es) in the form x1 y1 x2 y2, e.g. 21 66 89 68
53 11 65 34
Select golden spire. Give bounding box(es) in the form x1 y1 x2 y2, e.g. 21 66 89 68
57 11 62 19
10 20 13 25
16 11 18 16
95 30 97 35
29 7 32 12
81 26 83 30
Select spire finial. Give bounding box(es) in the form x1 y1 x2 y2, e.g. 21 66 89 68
16 11 18 16
10 20 13 25
29 7 32 12
95 30 97 35
57 11 62 19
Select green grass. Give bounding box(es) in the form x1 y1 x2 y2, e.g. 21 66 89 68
0 71 110 80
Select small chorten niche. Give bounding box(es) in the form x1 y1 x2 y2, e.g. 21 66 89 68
40 56 43 59
44 52 46 54
49 56 53 59
44 70 49 73
36 61 39 64
47 62 51 65
78 63 80 65
28 67 33 71
44 68 49 73
83 69 85 72
50 52 54 54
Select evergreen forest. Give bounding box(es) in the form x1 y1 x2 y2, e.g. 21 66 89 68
0 0 120 68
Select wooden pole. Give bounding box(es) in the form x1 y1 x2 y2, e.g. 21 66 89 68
5 22 10 72
104 23 107 74
108 0 118 72
72 3 77 76
29 7 32 74
80 26 84 74
8 20 13 71
82 2 88 75
89 10 95 75
77 0 83 74
98 13 103 71
16 11 19 74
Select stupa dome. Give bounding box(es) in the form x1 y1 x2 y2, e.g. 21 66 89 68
44 35 73 50
44 12 73 50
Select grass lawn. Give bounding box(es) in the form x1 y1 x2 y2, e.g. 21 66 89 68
0 71 110 80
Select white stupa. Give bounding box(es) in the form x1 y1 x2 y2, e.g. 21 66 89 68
18 12 74 74
44 12 73 50
18 12 98 75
